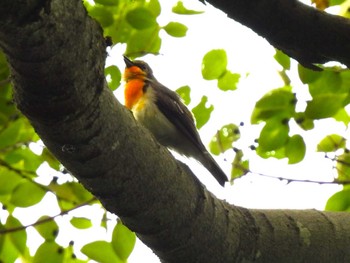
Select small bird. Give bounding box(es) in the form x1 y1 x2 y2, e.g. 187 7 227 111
123 56 228 186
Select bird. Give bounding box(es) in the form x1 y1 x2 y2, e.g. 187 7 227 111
123 55 228 186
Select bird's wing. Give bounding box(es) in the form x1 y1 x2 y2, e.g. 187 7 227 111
153 81 206 153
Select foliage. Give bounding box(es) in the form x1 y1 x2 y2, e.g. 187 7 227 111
1 0 350 262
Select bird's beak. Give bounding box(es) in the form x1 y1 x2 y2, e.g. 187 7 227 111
123 55 134 68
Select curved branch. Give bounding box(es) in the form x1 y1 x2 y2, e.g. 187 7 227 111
207 0 350 69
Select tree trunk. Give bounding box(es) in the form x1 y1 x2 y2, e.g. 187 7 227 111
0 0 350 262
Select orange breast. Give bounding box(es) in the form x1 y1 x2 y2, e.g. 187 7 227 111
124 78 144 109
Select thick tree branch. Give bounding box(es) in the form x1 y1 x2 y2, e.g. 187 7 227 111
207 0 350 69
1 1 350 262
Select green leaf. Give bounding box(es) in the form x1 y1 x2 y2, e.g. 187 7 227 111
33 242 64 263
325 188 350 211
48 181 93 206
126 26 161 56
308 70 342 97
81 241 122 263
336 152 350 180
70 217 92 229
172 1 204 14
10 181 46 207
94 0 119 6
0 169 22 195
0 119 23 149
163 22 188 37
231 149 249 180
192 96 214 129
329 0 346 6
274 49 290 70
298 64 322 84
0 230 20 263
294 112 314 131
176 85 191 105
126 8 157 30
258 119 290 152
89 6 114 28
317 134 346 152
333 108 350 126
209 124 240 155
285 134 306 164
217 71 240 91
4 147 43 172
112 220 136 261
148 0 161 17
41 148 61 171
105 65 122 91
35 216 59 241
305 93 347 119
201 49 227 80
6 215 27 255
251 86 295 124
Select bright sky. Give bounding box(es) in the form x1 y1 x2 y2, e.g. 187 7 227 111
6 1 345 262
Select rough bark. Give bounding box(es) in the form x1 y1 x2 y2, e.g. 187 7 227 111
1 0 350 262
206 0 350 70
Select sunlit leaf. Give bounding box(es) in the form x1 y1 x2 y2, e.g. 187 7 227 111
33 242 64 263
94 0 119 6
4 147 43 172
192 96 214 129
325 188 350 211
305 93 347 119
231 149 249 180
126 8 157 30
202 49 227 80
176 85 191 105
209 124 240 155
81 241 122 263
163 22 188 37
6 216 27 255
0 119 23 149
285 134 306 164
10 181 46 207
89 6 114 27
298 64 322 84
251 86 295 124
317 134 346 152
0 169 22 195
274 49 290 70
105 65 122 91
148 0 161 17
258 118 290 152
336 152 350 180
112 220 136 261
172 1 204 14
35 216 59 241
217 71 240 91
70 217 92 229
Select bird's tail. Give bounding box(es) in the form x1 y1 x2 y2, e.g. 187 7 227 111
199 152 228 187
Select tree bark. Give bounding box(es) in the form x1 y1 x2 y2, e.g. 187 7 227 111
206 0 350 70
1 0 350 262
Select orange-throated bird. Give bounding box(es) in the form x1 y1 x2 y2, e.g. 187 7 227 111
123 56 228 186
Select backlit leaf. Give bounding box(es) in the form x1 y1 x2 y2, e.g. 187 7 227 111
258 118 289 152
298 64 322 84
105 65 122 91
192 96 214 129
209 124 240 155
202 49 227 80
274 49 290 70
163 22 188 37
35 216 59 241
305 93 347 119
325 188 350 212
317 134 346 152
285 134 306 164
176 85 191 105
33 242 64 263
81 241 122 263
10 181 46 207
172 1 204 14
126 8 157 30
70 217 92 229
217 71 240 91
112 220 136 260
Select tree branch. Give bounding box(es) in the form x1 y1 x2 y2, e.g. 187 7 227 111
207 0 350 69
1 0 350 262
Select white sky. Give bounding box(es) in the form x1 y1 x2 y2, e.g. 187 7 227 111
5 1 345 262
